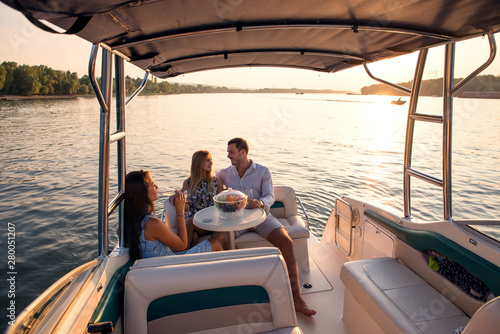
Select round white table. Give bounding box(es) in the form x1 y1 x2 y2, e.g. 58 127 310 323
193 206 266 249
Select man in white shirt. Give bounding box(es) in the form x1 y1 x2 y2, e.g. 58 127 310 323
217 137 316 316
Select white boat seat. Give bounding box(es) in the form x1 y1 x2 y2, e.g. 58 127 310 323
162 200 179 232
462 296 500 334
340 257 470 334
124 247 302 334
235 186 310 271
163 200 212 244
131 247 281 270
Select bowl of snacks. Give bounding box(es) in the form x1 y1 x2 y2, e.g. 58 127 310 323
213 188 247 219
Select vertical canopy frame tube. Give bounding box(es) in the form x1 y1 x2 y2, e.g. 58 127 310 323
115 55 127 248
96 49 113 257
443 43 455 221
403 49 428 219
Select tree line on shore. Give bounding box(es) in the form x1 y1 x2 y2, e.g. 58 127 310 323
1 61 499 97
0 61 234 96
360 75 500 97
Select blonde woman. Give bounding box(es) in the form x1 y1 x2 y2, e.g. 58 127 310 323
181 150 225 247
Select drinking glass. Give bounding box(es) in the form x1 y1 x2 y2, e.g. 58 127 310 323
157 187 175 197
243 188 255 208
184 190 193 204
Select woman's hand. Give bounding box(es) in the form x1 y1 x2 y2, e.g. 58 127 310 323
174 190 186 216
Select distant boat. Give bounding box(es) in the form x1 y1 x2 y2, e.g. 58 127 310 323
391 98 406 105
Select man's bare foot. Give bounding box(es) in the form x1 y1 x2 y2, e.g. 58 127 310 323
294 297 316 316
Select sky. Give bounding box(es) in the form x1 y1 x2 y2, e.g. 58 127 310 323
0 2 498 93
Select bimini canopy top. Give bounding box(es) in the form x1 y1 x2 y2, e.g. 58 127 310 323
3 0 500 78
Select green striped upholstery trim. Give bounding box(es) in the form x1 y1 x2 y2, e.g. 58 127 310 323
89 260 134 328
147 285 269 322
271 201 284 209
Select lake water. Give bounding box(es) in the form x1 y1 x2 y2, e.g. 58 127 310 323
1 93 499 329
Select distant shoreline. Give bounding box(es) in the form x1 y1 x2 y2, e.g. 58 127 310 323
2 91 499 100
0 94 94 101
1 91 352 100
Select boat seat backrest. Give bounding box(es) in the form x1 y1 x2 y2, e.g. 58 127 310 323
462 296 500 334
235 185 310 271
131 247 281 269
163 186 310 270
163 200 178 232
124 248 299 334
270 186 298 218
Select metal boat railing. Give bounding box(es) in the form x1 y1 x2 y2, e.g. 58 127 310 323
363 63 411 95
403 32 496 221
361 33 496 223
334 198 356 256
297 196 310 229
89 44 149 256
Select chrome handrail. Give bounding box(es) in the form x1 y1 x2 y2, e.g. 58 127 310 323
363 63 412 94
126 70 149 106
89 44 108 114
334 198 354 256
108 192 125 216
450 32 496 95
296 196 310 229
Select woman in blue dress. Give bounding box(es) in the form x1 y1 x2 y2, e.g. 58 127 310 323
124 170 223 260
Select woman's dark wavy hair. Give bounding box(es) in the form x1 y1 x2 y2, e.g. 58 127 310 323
124 170 155 260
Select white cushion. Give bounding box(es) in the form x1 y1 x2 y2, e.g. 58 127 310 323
163 200 178 231
341 257 470 334
124 248 299 334
132 247 280 269
271 186 298 217
463 296 500 334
